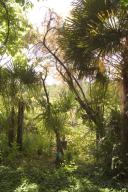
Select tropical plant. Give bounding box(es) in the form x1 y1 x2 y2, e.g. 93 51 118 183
58 0 128 174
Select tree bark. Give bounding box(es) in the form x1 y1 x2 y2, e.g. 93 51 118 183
120 39 128 171
17 101 25 150
55 130 64 167
8 106 15 147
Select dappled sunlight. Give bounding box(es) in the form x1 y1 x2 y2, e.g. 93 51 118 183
0 0 128 191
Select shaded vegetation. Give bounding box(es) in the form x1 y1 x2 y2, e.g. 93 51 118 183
0 0 128 191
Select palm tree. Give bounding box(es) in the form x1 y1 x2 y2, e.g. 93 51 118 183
13 57 39 150
59 0 128 171
0 54 39 149
36 69 74 166
0 66 17 146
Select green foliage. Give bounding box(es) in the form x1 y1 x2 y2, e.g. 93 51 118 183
0 138 21 166
15 180 39 192
13 53 39 85
57 91 75 113
6 142 20 163
0 166 22 192
38 90 75 133
120 0 128 8
0 164 127 192
0 0 128 188
23 132 53 157
65 125 96 163
56 0 127 176
59 0 127 77
0 1 31 56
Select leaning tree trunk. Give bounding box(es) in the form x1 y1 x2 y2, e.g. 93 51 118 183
17 101 25 150
121 40 128 171
8 106 15 147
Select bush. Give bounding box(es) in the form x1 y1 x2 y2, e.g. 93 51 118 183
23 132 54 157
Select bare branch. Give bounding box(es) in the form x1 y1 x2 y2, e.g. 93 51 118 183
41 67 50 112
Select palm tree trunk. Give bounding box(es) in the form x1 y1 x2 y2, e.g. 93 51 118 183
121 41 128 170
8 78 16 147
17 101 25 150
8 106 15 147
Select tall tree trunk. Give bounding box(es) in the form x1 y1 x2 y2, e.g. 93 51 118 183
8 78 16 147
55 130 64 167
17 101 25 150
121 40 128 171
8 106 15 147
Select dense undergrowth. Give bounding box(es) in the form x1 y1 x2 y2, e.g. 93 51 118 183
0 161 128 192
0 0 128 191
0 126 128 192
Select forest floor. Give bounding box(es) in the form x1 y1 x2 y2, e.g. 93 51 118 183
0 155 128 192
